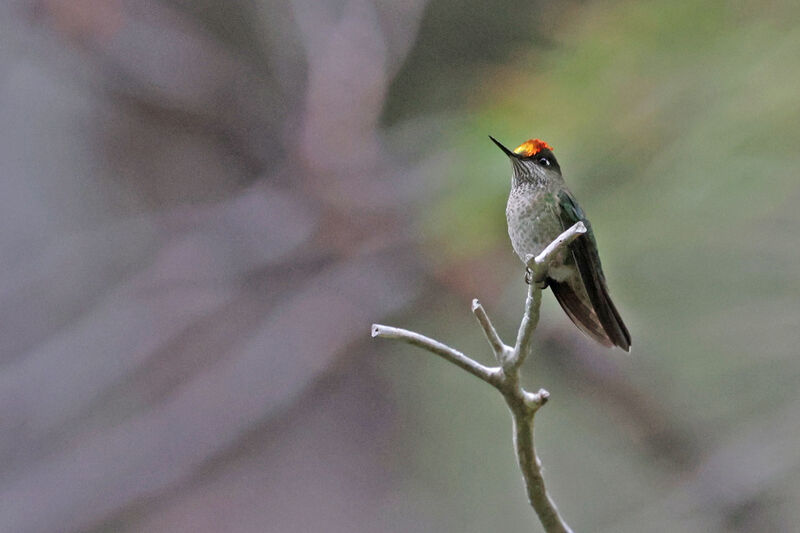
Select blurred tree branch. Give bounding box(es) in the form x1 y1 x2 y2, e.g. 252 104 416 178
373 222 587 533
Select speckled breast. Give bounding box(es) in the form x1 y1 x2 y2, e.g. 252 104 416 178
505 188 564 264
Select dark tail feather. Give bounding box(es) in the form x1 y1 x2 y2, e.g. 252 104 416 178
550 280 615 348
603 287 631 351
568 243 632 351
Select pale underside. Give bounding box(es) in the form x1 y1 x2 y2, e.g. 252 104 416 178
506 185 575 281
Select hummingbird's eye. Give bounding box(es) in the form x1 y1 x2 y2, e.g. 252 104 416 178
537 156 550 167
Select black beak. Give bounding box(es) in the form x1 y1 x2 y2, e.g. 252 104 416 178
488 135 518 158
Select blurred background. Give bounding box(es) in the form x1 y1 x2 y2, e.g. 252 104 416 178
1 0 799 531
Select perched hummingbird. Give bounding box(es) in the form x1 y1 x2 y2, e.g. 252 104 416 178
490 136 631 351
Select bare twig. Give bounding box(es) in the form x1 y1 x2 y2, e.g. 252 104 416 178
372 222 585 533
371 325 500 385
527 221 586 283
472 298 511 364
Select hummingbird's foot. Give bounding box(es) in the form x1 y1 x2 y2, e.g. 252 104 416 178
525 267 550 289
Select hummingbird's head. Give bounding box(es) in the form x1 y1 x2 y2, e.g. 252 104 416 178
489 136 561 186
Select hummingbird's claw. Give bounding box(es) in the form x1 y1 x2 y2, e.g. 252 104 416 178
525 267 549 289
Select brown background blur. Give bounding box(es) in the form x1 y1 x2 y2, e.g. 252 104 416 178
1 0 799 531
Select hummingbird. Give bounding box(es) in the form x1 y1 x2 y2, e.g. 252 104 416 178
490 136 631 351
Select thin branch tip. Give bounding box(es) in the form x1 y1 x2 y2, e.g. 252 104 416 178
522 388 550 411
537 388 551 406
369 323 497 384
527 221 588 271
471 299 510 362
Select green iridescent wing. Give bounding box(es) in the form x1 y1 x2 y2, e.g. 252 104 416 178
552 189 631 351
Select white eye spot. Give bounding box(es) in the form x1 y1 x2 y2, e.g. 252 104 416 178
538 157 550 166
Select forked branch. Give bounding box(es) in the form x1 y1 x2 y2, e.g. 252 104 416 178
372 222 586 533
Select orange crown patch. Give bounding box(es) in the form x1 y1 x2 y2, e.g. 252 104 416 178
513 139 553 157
